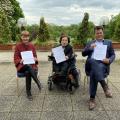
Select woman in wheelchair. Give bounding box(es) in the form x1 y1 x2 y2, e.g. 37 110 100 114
14 31 41 100
48 34 80 92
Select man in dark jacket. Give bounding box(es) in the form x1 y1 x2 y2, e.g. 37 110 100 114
82 26 115 110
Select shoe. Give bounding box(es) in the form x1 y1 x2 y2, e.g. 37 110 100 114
26 91 33 101
89 98 96 110
104 88 112 98
74 84 79 88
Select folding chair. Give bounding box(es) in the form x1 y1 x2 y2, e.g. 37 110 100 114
16 72 25 97
82 59 109 94
16 71 40 97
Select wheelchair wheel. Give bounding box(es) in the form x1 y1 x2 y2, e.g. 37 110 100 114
48 76 53 91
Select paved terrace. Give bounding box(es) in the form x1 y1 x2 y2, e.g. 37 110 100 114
0 51 120 120
0 50 120 62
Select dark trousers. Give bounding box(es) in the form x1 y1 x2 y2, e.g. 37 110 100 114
18 65 38 91
87 59 108 98
53 61 69 75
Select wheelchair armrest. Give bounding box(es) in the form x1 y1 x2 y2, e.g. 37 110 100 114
74 54 77 58
48 55 54 61
70 54 77 60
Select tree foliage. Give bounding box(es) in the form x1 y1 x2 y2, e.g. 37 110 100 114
77 13 91 46
0 0 24 43
114 19 120 41
38 17 50 42
0 9 11 43
107 14 120 41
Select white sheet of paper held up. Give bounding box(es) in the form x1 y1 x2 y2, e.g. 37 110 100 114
21 51 35 64
52 46 66 64
93 45 107 60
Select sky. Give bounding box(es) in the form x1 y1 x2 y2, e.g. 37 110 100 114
17 0 120 26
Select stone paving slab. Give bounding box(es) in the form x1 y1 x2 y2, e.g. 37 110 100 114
11 95 44 112
74 111 110 120
0 112 10 120
98 93 120 111
106 111 120 120
41 111 74 120
9 112 41 120
0 96 17 112
43 95 72 112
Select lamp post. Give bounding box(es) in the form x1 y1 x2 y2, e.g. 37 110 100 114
99 16 109 28
99 16 109 38
17 18 27 32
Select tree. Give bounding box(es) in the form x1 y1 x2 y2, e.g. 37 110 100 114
0 0 24 43
77 12 90 46
38 17 50 42
9 0 24 41
0 9 11 43
114 19 120 42
107 14 120 41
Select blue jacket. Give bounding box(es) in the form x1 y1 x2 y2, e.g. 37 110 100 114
82 39 115 76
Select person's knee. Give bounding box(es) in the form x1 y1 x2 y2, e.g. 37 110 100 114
72 69 78 76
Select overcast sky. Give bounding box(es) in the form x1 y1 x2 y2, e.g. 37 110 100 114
17 0 120 26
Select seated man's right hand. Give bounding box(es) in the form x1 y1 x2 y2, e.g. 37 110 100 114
102 58 110 64
90 43 96 49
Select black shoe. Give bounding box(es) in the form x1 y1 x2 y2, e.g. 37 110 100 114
26 91 33 101
74 84 79 88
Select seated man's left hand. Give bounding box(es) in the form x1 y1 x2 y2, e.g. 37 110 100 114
102 58 110 64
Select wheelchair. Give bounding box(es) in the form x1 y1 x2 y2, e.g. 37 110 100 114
47 54 81 93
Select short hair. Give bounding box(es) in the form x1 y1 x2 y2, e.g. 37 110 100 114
94 26 104 32
59 34 70 43
21 30 30 36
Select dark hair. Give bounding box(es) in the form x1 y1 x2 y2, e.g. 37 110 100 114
59 35 70 43
94 26 104 33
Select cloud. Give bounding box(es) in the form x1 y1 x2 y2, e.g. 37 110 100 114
17 0 120 25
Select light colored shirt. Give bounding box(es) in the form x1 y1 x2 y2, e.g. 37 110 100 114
91 40 104 58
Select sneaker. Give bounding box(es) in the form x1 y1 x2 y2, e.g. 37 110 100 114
89 98 96 110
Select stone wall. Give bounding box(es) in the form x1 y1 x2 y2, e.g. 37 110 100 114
0 43 120 51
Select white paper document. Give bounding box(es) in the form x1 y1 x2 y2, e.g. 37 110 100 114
93 45 107 60
21 51 35 64
52 46 66 64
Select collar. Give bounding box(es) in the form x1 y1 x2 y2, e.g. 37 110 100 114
95 39 104 42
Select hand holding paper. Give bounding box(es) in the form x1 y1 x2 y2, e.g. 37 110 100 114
93 45 107 60
52 46 66 64
21 51 35 64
